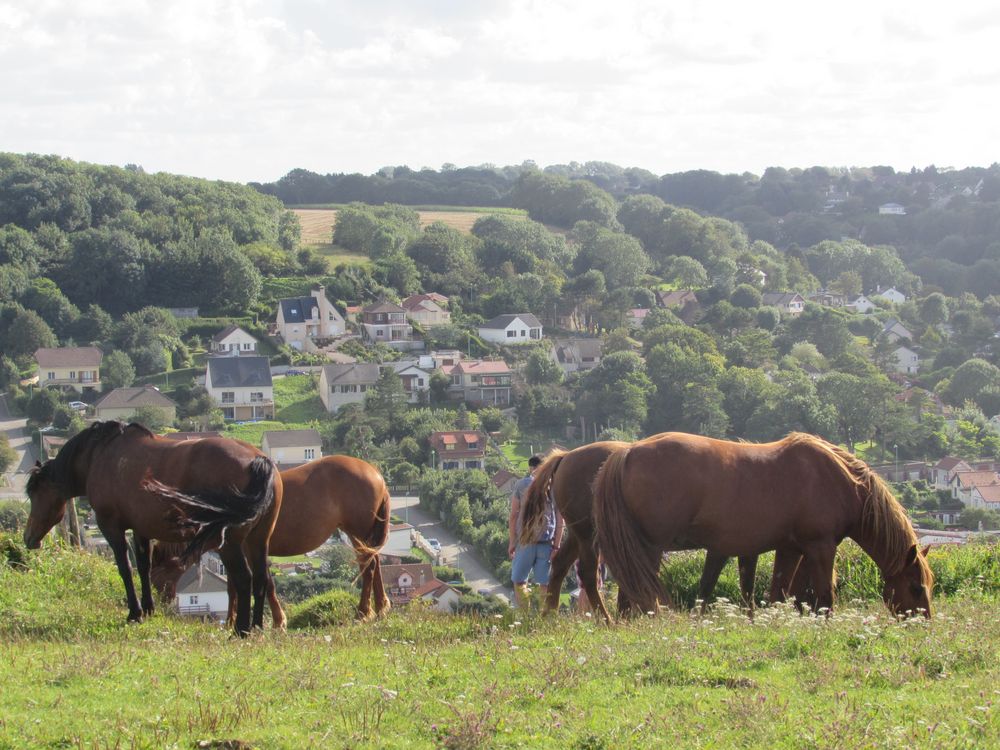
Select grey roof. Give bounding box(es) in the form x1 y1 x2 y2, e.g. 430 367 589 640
480 313 542 330
762 292 803 306
263 429 322 448
363 301 407 314
35 346 103 367
279 296 320 323
177 565 228 594
207 356 273 387
94 386 177 409
211 324 252 343
321 362 381 385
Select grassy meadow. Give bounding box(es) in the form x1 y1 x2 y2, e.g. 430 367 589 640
1 537 998 749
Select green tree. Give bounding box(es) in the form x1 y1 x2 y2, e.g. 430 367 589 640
730 284 762 309
0 433 17 474
817 372 893 449
26 389 60 423
942 359 1000 408
103 350 136 389
0 307 57 363
366 368 409 434
524 349 563 385
130 405 170 432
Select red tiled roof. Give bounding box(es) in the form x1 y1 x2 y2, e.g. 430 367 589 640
442 434 457 445
455 360 510 375
952 471 1000 489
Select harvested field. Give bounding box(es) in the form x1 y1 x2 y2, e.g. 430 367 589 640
292 208 526 246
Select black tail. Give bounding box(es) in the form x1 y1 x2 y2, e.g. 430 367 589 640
143 456 278 563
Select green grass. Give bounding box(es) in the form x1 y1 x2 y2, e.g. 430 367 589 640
273 373 327 423
313 243 373 270
2 538 999 749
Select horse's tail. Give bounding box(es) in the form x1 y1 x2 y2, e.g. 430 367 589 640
143 455 278 563
593 444 664 613
348 478 391 565
518 450 566 546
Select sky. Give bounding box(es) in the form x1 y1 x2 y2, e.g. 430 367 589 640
2 0 998 184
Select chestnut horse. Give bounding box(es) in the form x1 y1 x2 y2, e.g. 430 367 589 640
152 455 391 627
519 441 818 621
594 432 933 618
25 421 282 635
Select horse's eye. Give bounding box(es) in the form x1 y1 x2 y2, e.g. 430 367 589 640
910 582 923 595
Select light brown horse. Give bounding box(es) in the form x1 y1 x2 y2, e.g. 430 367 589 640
25 421 282 635
594 432 933 618
152 455 391 627
519 442 819 620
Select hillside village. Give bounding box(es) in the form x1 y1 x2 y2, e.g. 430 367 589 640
3 155 1000 616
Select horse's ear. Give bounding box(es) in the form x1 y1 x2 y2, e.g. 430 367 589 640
34 460 42 468
905 544 919 566
921 544 932 557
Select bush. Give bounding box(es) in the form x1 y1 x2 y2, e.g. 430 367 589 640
286 589 360 629
0 501 27 533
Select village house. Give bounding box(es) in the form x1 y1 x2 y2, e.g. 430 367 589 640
970 484 1000 512
448 359 512 406
882 318 913 344
174 563 229 620
411 579 463 612
949 470 1000 505
892 345 920 375
401 294 451 327
478 313 543 345
626 308 649 329
359 301 418 349
655 290 701 323
550 337 603 374
211 325 258 356
274 285 346 351
388 360 433 403
261 429 322 467
380 562 436 606
430 431 487 470
205 356 274 421
761 292 805 317
93 385 177 424
878 202 907 215
847 294 876 314
35 346 102 393
492 468 519 495
318 362 381 413
875 286 907 305
933 457 973 490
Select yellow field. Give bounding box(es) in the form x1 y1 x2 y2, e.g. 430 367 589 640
292 208 513 246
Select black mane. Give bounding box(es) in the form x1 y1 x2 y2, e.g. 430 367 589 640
27 420 141 497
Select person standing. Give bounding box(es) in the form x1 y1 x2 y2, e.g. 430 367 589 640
508 455 563 609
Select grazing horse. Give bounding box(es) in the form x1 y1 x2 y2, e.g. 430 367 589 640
594 432 933 618
519 442 818 621
25 421 282 636
152 455 391 627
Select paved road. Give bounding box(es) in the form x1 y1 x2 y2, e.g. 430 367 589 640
392 495 511 604
0 393 34 498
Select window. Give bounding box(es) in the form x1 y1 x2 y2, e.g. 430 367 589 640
520 329 526 336
417 378 424 387
360 384 367 392
222 408 235 420
47 371 55 380
69 371 76 379
465 460 481 469
242 342 252 350
190 595 199 605
377 330 384 336
442 461 459 470
250 392 264 403
221 391 235 404
466 441 479 449
506 330 515 338
305 448 316 460
445 443 455 451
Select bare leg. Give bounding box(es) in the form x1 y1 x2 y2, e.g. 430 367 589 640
133 534 155 618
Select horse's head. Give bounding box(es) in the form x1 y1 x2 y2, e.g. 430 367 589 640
24 461 70 549
882 544 933 619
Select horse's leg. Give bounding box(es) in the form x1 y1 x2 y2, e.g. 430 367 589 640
698 552 730 615
371 555 390 617
102 525 143 623
355 554 375 622
218 541 252 636
737 555 759 619
133 534 155 618
266 570 286 630
800 542 837 615
226 576 237 628
769 548 803 605
576 538 611 623
543 533 578 615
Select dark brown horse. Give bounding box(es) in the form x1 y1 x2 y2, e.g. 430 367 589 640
519 442 818 621
594 432 933 617
25 421 282 635
152 455 391 627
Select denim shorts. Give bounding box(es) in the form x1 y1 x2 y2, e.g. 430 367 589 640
511 542 553 585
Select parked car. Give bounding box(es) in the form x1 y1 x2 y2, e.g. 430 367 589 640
426 538 441 552
68 401 87 411
284 369 307 376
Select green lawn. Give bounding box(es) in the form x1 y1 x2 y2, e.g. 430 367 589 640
313 243 373 271
273 373 327 423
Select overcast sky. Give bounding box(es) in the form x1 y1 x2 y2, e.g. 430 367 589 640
2 1 998 183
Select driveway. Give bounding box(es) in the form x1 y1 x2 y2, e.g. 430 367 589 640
0 393 35 498
392 495 510 604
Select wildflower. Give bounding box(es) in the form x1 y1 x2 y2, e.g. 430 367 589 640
577 655 587 665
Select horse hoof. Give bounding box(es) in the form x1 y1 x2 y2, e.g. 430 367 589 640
127 614 143 624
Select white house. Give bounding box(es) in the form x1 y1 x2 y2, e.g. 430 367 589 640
401 294 451 327
262 429 322 466
847 295 876 314
970 484 1000 511
35 346 103 394
359 302 417 349
478 313 543 345
94 385 178 424
875 287 907 305
205 356 274 421
175 564 229 620
388 360 433 403
319 363 381 413
879 203 907 215
882 319 913 344
211 325 258 356
551 337 603 374
933 457 972 490
950 470 1000 505
275 286 346 351
412 579 463 612
892 346 920 375
761 292 805 317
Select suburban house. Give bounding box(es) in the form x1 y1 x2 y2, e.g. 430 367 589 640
412 579 463 612
35 346 102 393
949 470 1000 505
933 457 972 490
448 359 512 406
430 431 487 470
492 468 519 495
478 313 543 345
401 294 451 327
93 385 178 424
388 360 433 403
551 337 603 374
211 325 258 356
875 286 907 305
205 356 274 421
319 362 381 413
808 291 847 308
761 292 805 316
174 563 229 620
359 301 417 349
430 350 463 369
275 285 346 351
380 562 436 606
882 319 913 344
655 290 701 323
878 202 907 215
970 484 1000 512
892 346 920 375
847 295 876 314
261 429 322 466
626 308 649 329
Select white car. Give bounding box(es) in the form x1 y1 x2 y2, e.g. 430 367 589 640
427 538 441 552
68 401 87 411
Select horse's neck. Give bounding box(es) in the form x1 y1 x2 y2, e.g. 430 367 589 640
848 502 909 577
